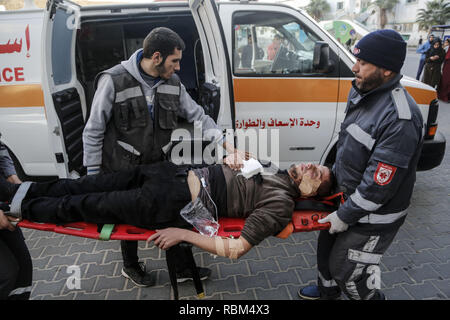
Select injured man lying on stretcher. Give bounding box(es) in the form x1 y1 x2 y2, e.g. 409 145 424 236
0 161 333 259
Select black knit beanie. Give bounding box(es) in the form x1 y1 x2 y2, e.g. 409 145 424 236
352 29 407 73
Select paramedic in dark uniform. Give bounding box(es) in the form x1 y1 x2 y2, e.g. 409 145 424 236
0 137 32 300
82 27 243 287
298 30 424 300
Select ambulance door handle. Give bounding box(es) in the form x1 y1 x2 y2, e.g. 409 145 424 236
289 147 315 151
53 127 61 136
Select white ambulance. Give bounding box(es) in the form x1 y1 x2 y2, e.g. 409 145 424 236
0 0 445 179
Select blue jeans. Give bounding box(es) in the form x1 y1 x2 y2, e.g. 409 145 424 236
416 58 426 80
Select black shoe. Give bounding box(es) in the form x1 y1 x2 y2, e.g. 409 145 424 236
369 290 386 300
176 267 211 283
121 262 156 287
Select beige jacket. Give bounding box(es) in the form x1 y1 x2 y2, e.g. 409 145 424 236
221 165 300 245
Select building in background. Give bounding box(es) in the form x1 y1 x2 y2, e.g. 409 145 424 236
306 0 447 46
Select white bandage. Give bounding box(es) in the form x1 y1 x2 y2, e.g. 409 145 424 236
299 174 321 196
214 237 245 260
228 238 245 260
215 237 226 257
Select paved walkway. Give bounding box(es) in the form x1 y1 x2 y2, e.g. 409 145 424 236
23 101 450 300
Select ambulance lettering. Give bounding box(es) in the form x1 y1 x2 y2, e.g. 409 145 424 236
0 25 30 82
0 24 30 56
0 67 25 82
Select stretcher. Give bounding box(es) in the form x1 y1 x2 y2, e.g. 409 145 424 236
14 192 344 299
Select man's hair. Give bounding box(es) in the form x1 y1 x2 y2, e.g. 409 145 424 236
142 27 186 62
317 166 336 197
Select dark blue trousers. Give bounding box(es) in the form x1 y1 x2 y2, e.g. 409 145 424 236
0 228 32 300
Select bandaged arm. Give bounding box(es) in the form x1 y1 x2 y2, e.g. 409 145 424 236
148 228 253 260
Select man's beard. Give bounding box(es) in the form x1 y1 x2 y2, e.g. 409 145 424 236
288 164 298 180
156 62 169 79
355 68 384 93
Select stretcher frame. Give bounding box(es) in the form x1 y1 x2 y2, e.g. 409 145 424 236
16 192 344 299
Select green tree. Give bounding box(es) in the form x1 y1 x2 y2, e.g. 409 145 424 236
305 0 331 22
416 0 450 32
374 0 400 29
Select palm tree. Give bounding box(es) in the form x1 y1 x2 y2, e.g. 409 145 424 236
305 0 331 22
416 0 450 32
374 0 400 29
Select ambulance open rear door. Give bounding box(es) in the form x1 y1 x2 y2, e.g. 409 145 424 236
42 0 86 178
189 0 234 133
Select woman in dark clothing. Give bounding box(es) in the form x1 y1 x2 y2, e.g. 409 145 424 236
423 38 446 88
437 39 450 102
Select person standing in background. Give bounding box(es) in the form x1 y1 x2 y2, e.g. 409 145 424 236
437 38 450 102
416 34 434 80
422 38 445 89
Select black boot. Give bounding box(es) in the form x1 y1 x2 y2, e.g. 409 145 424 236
369 290 386 300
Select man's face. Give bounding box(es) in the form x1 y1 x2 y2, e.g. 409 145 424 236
156 48 182 80
288 163 330 197
429 36 434 43
433 42 440 49
352 58 385 92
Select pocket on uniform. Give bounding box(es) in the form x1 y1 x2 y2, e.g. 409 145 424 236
347 249 382 265
372 146 411 169
114 101 131 132
117 140 142 167
129 99 148 128
158 98 178 129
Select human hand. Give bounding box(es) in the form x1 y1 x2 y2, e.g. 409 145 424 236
146 228 187 250
223 151 245 170
7 174 21 184
318 211 348 234
0 209 18 231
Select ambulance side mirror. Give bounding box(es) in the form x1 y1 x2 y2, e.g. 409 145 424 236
313 41 334 73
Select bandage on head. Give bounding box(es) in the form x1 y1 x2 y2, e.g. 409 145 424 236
299 174 322 197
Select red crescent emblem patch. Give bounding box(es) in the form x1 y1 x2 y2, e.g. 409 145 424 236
374 162 397 186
